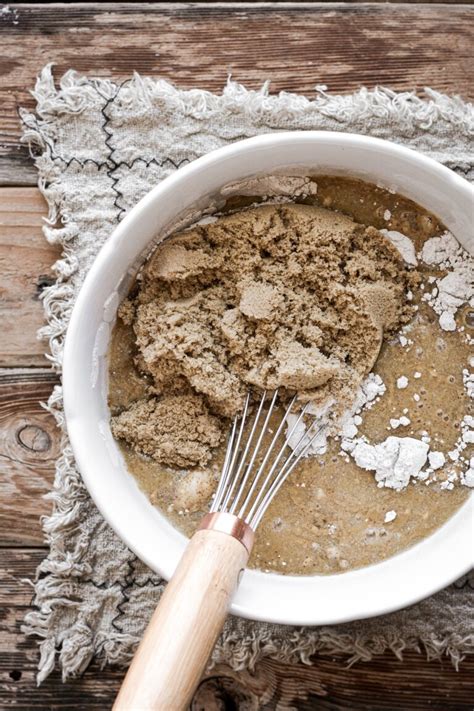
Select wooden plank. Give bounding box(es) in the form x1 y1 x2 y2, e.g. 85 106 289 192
1 549 474 710
0 188 60 367
1 3 473 186
0 154 39 188
0 369 59 547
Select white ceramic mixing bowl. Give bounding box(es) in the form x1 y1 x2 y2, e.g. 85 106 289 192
63 132 474 625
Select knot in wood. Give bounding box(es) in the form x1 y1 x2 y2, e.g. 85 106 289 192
16 424 51 453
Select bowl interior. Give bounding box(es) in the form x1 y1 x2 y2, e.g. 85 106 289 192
63 132 474 625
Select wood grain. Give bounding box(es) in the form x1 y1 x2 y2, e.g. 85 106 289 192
0 369 58 547
0 188 60 367
2 3 474 186
2 550 474 710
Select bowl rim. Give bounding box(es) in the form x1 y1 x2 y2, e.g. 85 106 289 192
63 131 474 626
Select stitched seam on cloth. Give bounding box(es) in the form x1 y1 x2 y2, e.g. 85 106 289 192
19 64 474 683
110 559 135 635
97 80 133 221
100 89 123 220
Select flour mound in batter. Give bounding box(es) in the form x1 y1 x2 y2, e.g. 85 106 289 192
112 204 416 467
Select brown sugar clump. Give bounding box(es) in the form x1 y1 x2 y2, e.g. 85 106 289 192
238 279 283 321
112 203 417 466
111 393 223 468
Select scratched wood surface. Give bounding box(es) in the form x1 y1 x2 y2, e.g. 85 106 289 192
1 2 474 709
1 3 474 185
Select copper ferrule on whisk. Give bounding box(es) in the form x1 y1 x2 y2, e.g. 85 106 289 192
198 512 255 555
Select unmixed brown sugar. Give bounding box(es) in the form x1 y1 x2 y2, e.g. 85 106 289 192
111 204 416 467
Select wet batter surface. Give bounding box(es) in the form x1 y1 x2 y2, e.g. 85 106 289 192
108 176 472 575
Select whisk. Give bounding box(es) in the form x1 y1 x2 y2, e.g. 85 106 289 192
114 390 324 711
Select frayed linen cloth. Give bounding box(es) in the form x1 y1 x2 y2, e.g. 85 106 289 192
20 65 474 682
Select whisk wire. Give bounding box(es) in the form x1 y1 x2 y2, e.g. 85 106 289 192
242 395 306 524
211 390 325 530
236 393 297 520
211 392 251 513
251 419 326 528
227 390 278 515
223 390 269 513
210 415 238 513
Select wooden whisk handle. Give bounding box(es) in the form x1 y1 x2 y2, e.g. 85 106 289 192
113 519 253 710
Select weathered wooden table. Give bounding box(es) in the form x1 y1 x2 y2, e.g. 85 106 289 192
1 3 473 708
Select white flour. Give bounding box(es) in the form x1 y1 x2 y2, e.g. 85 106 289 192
389 416 411 429
463 368 474 398
348 436 429 490
221 175 318 199
342 230 473 490
444 414 474 473
288 347 472 492
341 351 473 490
461 458 474 487
380 229 418 266
286 398 335 456
286 373 386 457
420 232 473 332
428 451 446 470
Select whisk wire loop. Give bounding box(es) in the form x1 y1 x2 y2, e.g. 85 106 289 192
244 398 312 525
228 390 278 516
251 418 326 528
211 391 325 530
222 390 268 513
